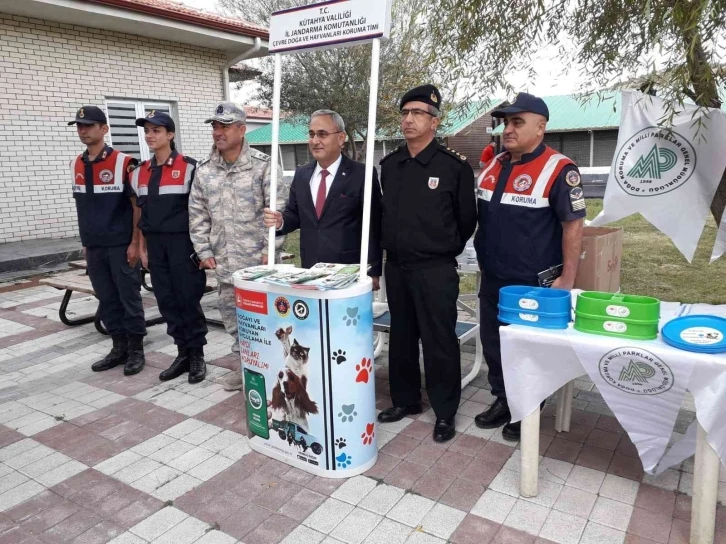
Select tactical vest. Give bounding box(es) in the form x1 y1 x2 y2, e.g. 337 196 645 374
474 145 574 282
129 152 196 233
71 147 134 248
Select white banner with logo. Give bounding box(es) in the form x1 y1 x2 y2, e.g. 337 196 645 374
569 339 695 474
590 90 726 262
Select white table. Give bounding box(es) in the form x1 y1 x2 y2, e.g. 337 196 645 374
501 323 726 544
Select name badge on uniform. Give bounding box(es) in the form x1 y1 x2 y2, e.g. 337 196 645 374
428 177 439 189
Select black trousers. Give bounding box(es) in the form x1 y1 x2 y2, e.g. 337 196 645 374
86 245 146 337
478 275 538 400
146 232 208 349
385 261 461 419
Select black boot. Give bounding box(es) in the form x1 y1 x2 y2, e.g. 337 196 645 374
91 334 128 372
188 348 206 384
159 347 189 381
124 335 145 376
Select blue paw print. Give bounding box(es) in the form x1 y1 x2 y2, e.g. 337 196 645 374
336 452 352 468
338 404 357 423
343 307 359 326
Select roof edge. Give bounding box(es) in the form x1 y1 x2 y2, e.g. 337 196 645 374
83 0 269 39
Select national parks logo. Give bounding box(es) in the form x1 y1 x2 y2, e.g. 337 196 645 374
598 347 674 395
614 127 696 197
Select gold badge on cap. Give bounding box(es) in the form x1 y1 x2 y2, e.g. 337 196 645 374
78 108 85 118
430 92 438 104
147 110 155 118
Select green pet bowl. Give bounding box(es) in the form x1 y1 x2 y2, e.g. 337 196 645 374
574 310 659 340
576 291 660 322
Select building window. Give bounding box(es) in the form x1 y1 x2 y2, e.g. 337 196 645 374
106 100 177 161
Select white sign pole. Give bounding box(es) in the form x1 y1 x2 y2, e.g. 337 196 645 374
267 53 282 268
359 38 381 282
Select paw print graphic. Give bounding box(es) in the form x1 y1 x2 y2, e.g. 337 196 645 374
335 438 347 449
336 452 352 468
361 423 375 446
331 349 347 365
355 358 372 384
343 307 359 326
338 404 357 423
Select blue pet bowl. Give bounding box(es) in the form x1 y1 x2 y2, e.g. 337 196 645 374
497 305 571 329
499 286 572 315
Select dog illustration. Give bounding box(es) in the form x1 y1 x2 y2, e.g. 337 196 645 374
270 368 318 432
285 339 310 388
275 326 293 357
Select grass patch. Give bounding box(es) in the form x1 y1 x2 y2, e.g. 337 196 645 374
282 201 726 304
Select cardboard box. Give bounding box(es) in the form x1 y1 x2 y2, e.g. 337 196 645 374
574 226 623 292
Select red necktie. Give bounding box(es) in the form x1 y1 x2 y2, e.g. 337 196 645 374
315 169 329 219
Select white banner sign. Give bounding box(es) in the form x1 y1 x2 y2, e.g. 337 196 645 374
269 0 392 54
590 90 726 262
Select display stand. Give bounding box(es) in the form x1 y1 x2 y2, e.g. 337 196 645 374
235 272 377 477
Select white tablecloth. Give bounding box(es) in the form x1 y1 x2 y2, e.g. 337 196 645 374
501 319 726 474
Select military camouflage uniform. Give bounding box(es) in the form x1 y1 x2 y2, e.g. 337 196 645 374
189 140 287 337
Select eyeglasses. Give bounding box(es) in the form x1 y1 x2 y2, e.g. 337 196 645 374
308 130 343 140
400 108 434 119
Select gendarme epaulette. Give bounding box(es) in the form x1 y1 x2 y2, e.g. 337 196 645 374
380 145 404 164
441 146 467 162
250 148 271 162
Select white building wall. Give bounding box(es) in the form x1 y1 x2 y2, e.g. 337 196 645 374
0 13 229 243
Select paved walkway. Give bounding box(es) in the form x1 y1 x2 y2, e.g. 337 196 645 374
0 283 722 544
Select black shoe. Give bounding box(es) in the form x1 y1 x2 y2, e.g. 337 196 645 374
377 404 422 423
474 398 511 429
502 421 521 441
124 335 145 376
91 334 128 372
159 347 189 381
433 417 456 443
188 348 206 384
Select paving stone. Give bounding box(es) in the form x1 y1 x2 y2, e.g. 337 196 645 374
128 506 188 541
599 474 640 505
387 493 435 527
362 518 412 544
579 521 625 544
502 499 550 536
565 465 605 494
553 485 597 519
419 503 466 539
589 497 634 532
538 510 587 544
331 476 378 506
304 497 355 534
359 483 405 515
151 515 209 544
330 507 382 544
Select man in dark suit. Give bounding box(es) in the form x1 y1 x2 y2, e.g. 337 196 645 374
263 110 382 286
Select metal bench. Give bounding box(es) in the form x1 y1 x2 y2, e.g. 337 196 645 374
44 254 297 335
40 270 167 335
372 262 483 389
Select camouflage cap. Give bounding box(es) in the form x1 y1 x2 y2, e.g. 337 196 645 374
205 102 247 124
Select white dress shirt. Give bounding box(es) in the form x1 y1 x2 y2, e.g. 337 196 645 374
310 154 342 200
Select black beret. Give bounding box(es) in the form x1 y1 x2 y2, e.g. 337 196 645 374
400 84 442 111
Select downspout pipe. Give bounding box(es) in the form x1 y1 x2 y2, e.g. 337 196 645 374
223 37 263 101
